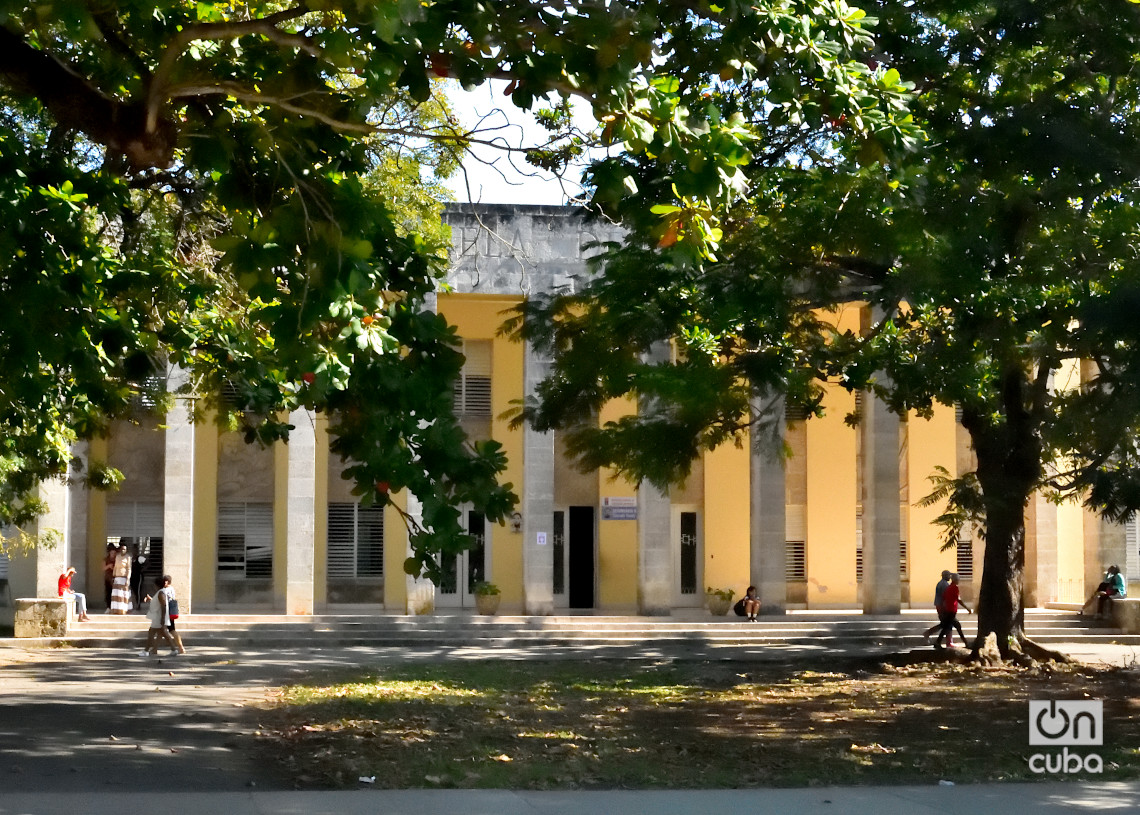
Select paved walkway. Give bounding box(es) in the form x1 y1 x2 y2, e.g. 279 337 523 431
2 784 1139 815
0 641 1136 813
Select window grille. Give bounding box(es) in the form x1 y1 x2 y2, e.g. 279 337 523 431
679 512 698 595
453 340 492 417
786 540 806 581
217 503 273 580
956 536 974 581
327 503 384 578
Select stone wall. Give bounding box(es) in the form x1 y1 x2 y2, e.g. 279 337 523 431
1110 598 1140 634
14 597 73 638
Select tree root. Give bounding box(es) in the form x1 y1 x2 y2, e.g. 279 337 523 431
1016 635 1073 664
968 632 1073 666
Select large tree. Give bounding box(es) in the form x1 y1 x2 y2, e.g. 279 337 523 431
0 1 916 578
516 0 1140 659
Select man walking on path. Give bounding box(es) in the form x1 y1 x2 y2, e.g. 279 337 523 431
936 573 972 649
922 570 952 645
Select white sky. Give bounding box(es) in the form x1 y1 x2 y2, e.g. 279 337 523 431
443 80 601 206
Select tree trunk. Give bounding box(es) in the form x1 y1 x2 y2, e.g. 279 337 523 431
973 490 1027 656
962 366 1063 661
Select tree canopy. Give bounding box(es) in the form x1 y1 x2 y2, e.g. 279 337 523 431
0 0 917 578
516 0 1140 658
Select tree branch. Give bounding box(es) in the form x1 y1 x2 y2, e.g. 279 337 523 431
146 6 315 131
0 25 176 169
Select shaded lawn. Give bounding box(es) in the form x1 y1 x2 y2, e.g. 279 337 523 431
252 656 1140 789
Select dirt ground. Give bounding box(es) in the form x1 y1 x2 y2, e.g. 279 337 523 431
252 652 1140 789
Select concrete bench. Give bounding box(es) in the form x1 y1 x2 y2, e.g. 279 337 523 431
14 597 74 638
1109 597 1140 634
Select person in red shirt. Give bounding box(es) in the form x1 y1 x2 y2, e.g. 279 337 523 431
935 572 971 649
58 567 90 622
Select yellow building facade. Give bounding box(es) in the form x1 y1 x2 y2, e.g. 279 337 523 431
3 204 1137 617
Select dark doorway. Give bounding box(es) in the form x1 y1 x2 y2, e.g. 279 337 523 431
568 506 595 609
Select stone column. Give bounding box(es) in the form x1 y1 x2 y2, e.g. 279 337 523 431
522 341 555 615
163 370 196 612
8 476 71 601
404 492 436 615
637 481 673 615
861 391 901 614
636 342 673 616
68 443 90 589
284 408 317 615
1024 492 1058 607
750 391 787 615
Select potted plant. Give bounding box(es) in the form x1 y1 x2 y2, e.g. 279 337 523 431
473 581 502 615
706 587 735 616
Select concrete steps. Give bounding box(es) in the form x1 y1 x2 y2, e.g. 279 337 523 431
8 609 1138 650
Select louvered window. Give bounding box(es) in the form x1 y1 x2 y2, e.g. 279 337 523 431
1127 516 1139 588
106 502 165 572
786 540 806 581
453 340 492 417
0 524 12 579
327 503 384 578
217 503 273 580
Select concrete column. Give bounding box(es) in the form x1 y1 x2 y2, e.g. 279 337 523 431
163 374 196 613
636 342 673 616
750 391 787 615
1024 492 1058 607
522 341 555 615
637 481 673 615
9 475 71 601
861 391 901 614
284 409 317 615
404 492 436 615
67 443 90 589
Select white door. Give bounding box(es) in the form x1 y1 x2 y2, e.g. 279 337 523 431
436 507 489 608
673 506 702 607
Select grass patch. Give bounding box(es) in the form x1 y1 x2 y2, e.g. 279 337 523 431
253 657 1140 789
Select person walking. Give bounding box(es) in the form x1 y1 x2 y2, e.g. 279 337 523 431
922 570 952 646
57 567 90 622
140 575 186 656
162 575 187 655
139 575 177 656
935 573 972 650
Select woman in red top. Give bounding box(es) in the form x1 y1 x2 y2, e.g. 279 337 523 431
58 567 90 622
935 573 971 650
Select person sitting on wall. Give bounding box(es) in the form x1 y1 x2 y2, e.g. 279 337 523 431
1083 565 1127 619
58 567 91 622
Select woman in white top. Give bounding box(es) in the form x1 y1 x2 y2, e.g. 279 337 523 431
139 575 177 656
